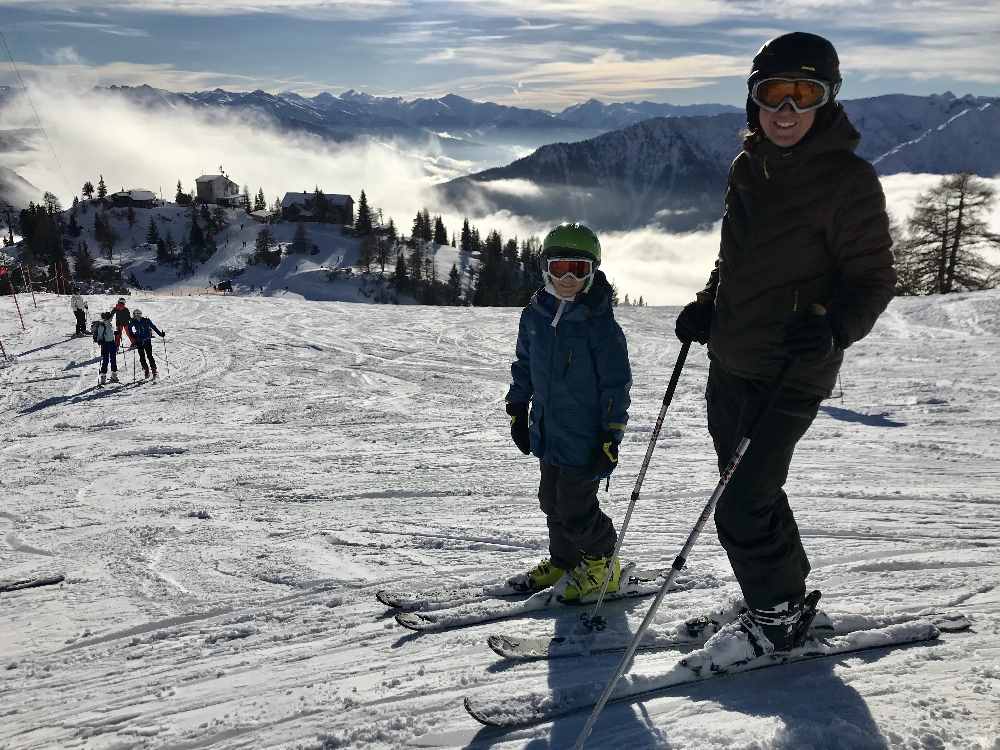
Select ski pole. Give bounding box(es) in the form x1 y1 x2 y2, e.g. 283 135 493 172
162 336 169 376
583 340 690 631
573 357 796 750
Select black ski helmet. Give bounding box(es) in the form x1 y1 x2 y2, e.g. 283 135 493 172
746 32 841 132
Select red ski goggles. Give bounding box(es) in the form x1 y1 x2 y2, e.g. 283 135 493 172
546 257 594 280
751 77 834 113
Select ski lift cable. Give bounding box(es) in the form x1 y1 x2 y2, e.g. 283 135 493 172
0 30 74 201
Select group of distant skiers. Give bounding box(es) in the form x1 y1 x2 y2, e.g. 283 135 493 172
70 293 166 386
503 32 896 663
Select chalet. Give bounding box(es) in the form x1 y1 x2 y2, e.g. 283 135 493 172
280 191 354 225
250 208 279 223
110 189 157 208
195 174 245 207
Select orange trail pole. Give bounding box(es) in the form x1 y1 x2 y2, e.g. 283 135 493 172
21 264 37 308
6 274 25 330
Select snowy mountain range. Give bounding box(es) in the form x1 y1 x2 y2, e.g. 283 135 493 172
94 85 739 141
440 92 1000 230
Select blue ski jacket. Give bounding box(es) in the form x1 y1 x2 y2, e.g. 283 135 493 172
128 318 163 342
506 270 631 470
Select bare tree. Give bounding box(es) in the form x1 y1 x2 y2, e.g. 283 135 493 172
897 173 1000 294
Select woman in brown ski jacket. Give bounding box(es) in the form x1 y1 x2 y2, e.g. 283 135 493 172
674 32 896 659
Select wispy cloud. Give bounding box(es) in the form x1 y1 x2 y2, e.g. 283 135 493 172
1 50 346 95
0 0 407 19
29 21 151 37
418 48 747 107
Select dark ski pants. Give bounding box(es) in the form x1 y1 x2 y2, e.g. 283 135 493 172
100 341 118 374
74 310 86 335
538 461 617 571
136 340 157 374
706 362 821 611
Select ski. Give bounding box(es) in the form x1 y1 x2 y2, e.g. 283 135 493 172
394 566 719 633
0 573 65 594
464 617 970 728
487 608 971 661
376 580 526 613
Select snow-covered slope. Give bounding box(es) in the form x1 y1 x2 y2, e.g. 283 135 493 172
1 291 998 748
872 101 1000 176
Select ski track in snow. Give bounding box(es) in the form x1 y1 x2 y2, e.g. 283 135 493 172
1 291 999 749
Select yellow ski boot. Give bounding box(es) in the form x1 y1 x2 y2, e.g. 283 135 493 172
507 558 565 593
559 555 621 603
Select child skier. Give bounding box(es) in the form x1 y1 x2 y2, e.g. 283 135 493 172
127 308 165 380
110 297 136 350
70 291 88 336
505 222 632 603
92 311 119 385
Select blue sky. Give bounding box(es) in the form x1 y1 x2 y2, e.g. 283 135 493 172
2 1 999 109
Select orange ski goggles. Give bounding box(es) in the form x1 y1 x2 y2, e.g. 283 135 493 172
751 77 833 113
546 257 594 280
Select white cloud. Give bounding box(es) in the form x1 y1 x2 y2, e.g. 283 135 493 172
30 21 151 37
0 59 343 97
478 179 544 197
0 0 406 18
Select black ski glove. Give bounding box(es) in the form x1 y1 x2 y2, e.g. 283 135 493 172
590 431 620 479
506 402 531 455
675 300 712 344
784 310 836 361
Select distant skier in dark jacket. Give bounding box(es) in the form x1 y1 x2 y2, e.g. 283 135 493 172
127 308 165 380
70 292 88 336
674 32 896 661
505 223 632 603
92 311 119 385
110 297 136 350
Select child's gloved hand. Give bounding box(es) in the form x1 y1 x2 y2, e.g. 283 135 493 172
591 431 619 479
505 402 531 455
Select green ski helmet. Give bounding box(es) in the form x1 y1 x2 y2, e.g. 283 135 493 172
541 222 601 264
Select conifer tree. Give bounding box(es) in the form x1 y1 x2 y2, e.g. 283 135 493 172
420 208 432 242
355 190 373 235
460 218 474 254
254 226 279 267
146 218 160 245
254 188 267 212
97 175 107 200
433 216 448 245
393 252 408 290
897 172 1000 294
447 264 462 305
291 222 309 253
82 181 95 200
359 236 376 272
74 241 95 279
